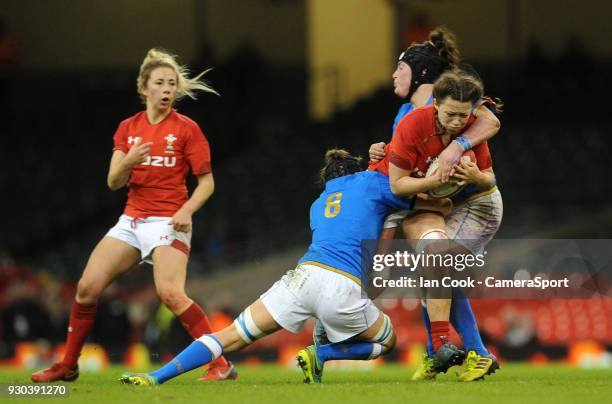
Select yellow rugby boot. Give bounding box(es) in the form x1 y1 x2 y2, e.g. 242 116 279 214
411 354 438 381
458 350 500 382
296 346 323 384
119 373 158 386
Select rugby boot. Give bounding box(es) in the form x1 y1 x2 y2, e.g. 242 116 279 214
458 350 500 382
432 339 466 373
296 345 323 384
119 373 158 386
31 363 79 383
198 359 238 381
410 354 438 381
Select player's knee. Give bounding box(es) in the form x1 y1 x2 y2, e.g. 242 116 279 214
233 306 267 345
157 285 189 313
75 277 102 304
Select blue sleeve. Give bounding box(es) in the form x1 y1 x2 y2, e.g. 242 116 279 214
309 203 315 231
376 174 413 210
392 103 413 136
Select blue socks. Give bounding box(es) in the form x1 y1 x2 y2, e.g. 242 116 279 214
422 305 435 357
316 342 380 362
422 289 489 357
149 335 222 383
450 289 489 355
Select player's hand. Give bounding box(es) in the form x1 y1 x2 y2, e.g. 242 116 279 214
437 141 463 182
451 157 480 185
169 208 193 233
427 167 447 186
369 142 386 162
123 138 153 167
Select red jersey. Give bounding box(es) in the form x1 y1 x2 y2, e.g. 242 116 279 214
371 105 492 178
367 143 392 174
113 110 212 218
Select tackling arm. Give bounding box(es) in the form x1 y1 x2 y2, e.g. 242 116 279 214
388 162 442 197
436 106 500 182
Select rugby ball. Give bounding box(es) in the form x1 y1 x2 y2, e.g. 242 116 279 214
426 150 476 199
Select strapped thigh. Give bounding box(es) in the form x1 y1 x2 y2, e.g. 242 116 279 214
234 306 267 344
365 313 395 359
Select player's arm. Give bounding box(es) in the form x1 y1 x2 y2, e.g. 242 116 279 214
107 139 153 190
436 106 500 182
379 175 452 216
388 162 444 197
170 172 215 232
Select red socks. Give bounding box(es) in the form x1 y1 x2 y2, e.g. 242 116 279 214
179 302 229 367
62 301 97 367
430 321 450 352
178 302 214 338
62 301 229 368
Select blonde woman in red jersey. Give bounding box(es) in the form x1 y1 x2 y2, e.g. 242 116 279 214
32 49 237 383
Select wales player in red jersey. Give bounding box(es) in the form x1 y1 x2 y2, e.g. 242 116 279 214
367 29 502 381
386 70 503 380
32 49 236 383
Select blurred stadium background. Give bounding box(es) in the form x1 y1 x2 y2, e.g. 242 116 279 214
1 0 610 372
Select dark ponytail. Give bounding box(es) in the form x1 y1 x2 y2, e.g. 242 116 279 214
428 27 461 68
398 26 462 99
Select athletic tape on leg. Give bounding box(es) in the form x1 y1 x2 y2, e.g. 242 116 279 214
234 306 266 344
372 314 394 346
367 314 395 358
196 334 223 359
415 228 448 253
369 343 384 359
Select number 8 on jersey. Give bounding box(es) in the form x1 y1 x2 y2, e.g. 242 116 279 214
324 192 343 218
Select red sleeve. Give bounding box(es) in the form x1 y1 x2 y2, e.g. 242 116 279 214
112 120 129 153
472 140 492 170
185 122 212 175
389 115 421 172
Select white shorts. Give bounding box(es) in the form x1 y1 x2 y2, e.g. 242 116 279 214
446 189 503 254
382 208 425 229
382 189 503 254
260 263 380 343
382 209 411 229
105 215 192 264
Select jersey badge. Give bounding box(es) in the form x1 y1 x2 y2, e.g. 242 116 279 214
164 134 177 153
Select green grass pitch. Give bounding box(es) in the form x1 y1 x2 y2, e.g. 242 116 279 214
1 363 611 404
